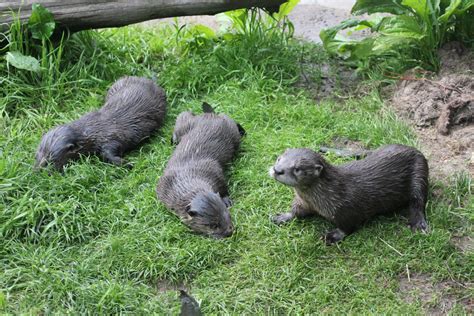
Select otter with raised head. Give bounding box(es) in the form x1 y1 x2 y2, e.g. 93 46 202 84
35 76 167 171
270 144 429 245
156 103 245 238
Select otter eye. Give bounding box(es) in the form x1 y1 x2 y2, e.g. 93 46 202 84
294 167 300 173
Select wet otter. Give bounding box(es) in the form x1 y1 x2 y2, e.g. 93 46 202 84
35 76 167 171
156 103 245 238
270 144 429 244
179 290 202 316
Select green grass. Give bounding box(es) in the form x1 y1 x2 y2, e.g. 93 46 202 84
1 20 472 314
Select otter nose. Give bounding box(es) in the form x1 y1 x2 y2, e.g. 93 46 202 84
222 225 233 238
273 167 284 175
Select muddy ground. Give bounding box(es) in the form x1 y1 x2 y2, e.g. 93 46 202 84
390 45 474 179
399 272 473 315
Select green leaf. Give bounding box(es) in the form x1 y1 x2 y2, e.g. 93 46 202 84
320 18 369 46
372 35 416 52
274 0 300 20
344 37 376 61
191 25 216 39
376 16 425 39
28 3 56 40
455 0 474 12
400 0 440 20
320 19 375 59
6 51 41 72
438 0 462 22
351 0 407 15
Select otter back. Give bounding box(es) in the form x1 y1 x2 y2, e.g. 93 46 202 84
157 106 244 238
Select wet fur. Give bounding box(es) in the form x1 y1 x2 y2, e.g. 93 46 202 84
156 105 244 238
35 76 167 170
270 144 429 244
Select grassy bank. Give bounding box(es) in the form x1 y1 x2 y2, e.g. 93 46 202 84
0 21 472 314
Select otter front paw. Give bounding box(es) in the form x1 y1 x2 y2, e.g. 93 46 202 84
322 228 347 245
409 218 429 234
222 196 232 208
272 212 295 225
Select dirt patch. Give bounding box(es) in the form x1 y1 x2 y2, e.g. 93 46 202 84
399 272 473 315
298 60 362 100
390 45 474 179
329 137 368 152
156 279 187 293
451 235 474 254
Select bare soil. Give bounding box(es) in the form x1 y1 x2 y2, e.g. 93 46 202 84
156 279 187 293
399 272 473 315
450 235 474 254
390 45 474 180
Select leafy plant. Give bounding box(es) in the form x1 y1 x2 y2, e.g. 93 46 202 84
3 3 65 78
161 0 301 97
320 0 474 73
171 0 299 55
220 0 298 42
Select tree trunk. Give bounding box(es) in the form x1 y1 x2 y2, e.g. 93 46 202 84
0 0 286 33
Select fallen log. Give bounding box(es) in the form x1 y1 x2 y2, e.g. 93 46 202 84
0 0 286 32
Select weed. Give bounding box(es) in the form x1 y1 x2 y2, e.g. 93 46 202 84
321 0 474 73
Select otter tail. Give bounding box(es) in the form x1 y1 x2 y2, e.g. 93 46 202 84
201 101 245 136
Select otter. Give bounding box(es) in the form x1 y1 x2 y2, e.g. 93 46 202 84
179 290 202 316
269 144 429 245
156 103 245 238
35 76 167 171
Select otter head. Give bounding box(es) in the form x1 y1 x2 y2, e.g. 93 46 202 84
35 125 81 171
269 148 325 187
183 191 233 238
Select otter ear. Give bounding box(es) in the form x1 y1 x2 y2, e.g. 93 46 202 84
313 164 323 177
236 123 246 137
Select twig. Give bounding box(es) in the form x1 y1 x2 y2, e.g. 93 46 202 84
406 264 411 282
378 237 404 256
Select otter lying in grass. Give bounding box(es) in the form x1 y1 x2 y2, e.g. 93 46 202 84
35 76 167 171
157 103 245 238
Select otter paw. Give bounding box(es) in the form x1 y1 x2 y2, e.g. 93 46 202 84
322 229 346 245
271 212 294 225
222 196 232 208
409 219 429 234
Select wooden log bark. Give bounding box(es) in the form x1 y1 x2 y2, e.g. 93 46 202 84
0 0 286 32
